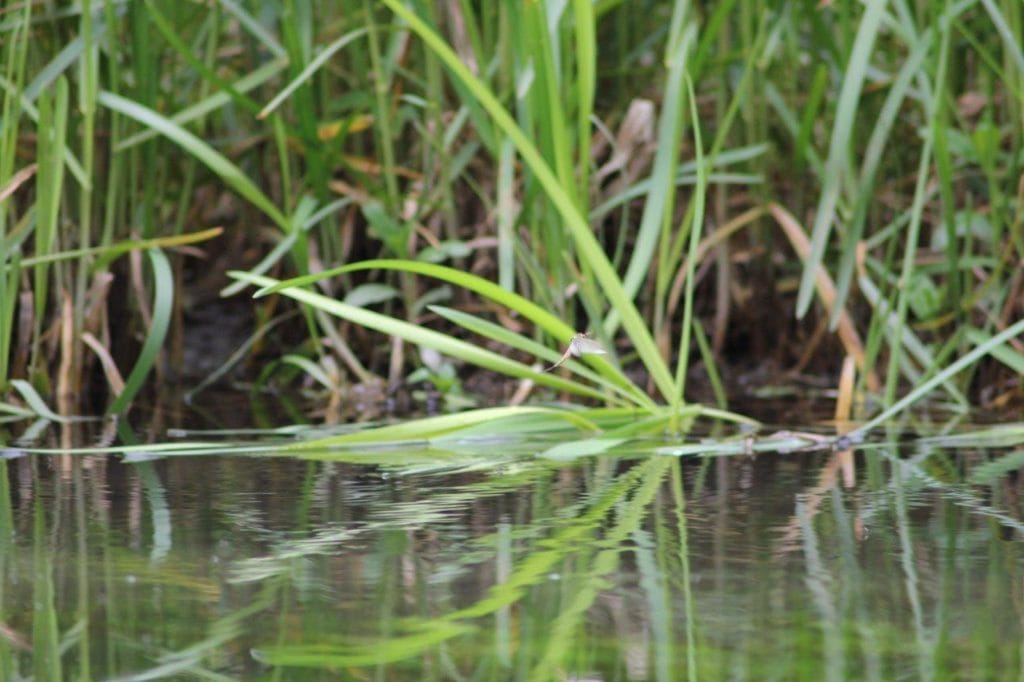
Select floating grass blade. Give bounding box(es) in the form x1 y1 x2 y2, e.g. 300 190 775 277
290 406 601 450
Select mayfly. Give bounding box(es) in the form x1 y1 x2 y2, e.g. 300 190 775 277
543 333 607 372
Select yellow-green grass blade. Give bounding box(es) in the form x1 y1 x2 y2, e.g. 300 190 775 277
14 227 223 269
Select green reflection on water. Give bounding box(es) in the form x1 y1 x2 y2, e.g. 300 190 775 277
4 435 1024 680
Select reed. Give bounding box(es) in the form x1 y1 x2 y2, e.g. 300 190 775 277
0 1 1019 431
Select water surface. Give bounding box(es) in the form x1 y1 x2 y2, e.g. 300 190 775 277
2 415 1022 680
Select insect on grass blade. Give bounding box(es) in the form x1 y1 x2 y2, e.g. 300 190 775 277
543 333 606 372
569 333 606 357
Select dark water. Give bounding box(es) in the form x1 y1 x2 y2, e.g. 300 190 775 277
2 411 1023 680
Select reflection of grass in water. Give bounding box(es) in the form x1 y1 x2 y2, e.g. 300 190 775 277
250 456 671 674
13 431 1024 679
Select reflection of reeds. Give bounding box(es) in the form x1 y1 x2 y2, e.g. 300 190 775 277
9 415 1024 678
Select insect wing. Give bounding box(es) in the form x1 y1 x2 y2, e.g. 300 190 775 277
570 334 606 357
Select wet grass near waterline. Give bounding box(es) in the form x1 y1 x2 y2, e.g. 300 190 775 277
4 420 1024 680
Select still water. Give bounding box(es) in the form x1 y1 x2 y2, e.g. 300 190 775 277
2 413 1023 680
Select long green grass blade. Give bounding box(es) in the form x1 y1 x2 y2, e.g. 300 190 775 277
97 91 290 232
606 16 695 337
256 259 573 341
795 0 886 317
116 58 288 150
258 260 656 409
830 28 933 329
981 0 1024 74
108 249 173 414
851 317 1024 438
257 27 369 119
34 75 69 326
234 270 612 403
571 0 595 202
673 74 707 416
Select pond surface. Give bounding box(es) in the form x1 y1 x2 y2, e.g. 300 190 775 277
2 404 1023 680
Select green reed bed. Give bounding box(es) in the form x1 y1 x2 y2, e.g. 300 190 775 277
0 1 1021 439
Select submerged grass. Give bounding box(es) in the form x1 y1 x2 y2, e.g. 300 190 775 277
0 1 1021 439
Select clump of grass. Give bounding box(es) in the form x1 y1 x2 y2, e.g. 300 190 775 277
0 1 1020 436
